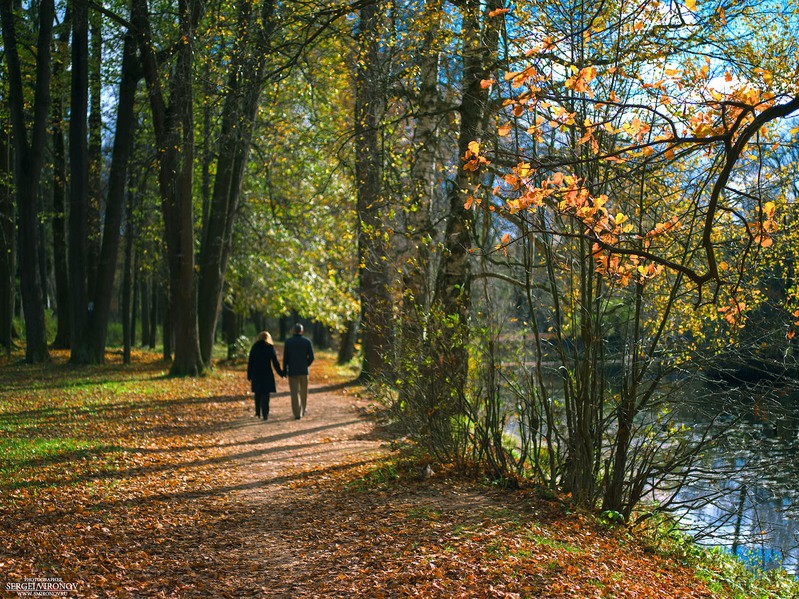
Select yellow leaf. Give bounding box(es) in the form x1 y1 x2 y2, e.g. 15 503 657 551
498 122 512 137
488 7 511 17
685 0 696 12
516 162 533 178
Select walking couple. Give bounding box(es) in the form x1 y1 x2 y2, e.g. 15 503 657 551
247 323 315 420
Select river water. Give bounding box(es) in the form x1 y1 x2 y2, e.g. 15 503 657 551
501 361 799 573
668 388 799 574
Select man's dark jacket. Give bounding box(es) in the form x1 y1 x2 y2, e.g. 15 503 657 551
283 334 314 376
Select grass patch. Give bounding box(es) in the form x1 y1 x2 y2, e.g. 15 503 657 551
346 459 401 491
1 437 110 465
527 533 584 555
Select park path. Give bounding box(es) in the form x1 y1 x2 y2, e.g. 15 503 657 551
207 364 388 597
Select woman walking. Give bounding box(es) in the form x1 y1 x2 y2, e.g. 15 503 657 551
247 331 284 420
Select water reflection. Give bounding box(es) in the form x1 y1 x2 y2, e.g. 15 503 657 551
669 391 799 575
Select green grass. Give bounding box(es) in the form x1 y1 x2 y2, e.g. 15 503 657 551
2 437 105 464
526 533 584 555
0 354 172 490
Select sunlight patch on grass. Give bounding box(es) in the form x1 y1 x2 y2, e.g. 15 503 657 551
1 437 103 464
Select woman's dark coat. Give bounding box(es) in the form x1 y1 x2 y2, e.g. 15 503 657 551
247 340 282 393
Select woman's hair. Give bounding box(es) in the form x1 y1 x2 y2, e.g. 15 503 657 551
257 331 274 345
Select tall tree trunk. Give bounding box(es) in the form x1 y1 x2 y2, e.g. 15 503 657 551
52 71 71 349
396 0 442 410
86 10 102 297
50 35 71 350
402 0 441 310
355 2 392 381
87 32 139 362
133 0 205 375
201 76 213 226
0 123 14 355
222 297 237 360
122 193 135 364
37 197 49 311
425 0 503 450
68 0 91 364
0 0 55 363
197 0 276 366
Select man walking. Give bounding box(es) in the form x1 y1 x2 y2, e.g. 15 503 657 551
283 323 315 419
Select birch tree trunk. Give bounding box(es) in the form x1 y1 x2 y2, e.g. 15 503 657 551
425 0 504 454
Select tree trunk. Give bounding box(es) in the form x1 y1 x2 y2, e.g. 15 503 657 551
401 0 440 311
162 282 173 361
312 322 329 350
37 195 49 312
50 36 71 350
425 0 503 452
149 283 158 349
355 2 392 381
223 298 237 360
140 277 150 347
87 32 139 362
133 0 205 376
0 0 55 363
122 193 135 364
336 319 359 365
396 0 442 414
131 265 139 347
197 0 276 366
86 10 102 298
68 0 91 364
0 123 14 355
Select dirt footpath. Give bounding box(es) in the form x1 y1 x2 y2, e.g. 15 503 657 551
209 368 388 598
